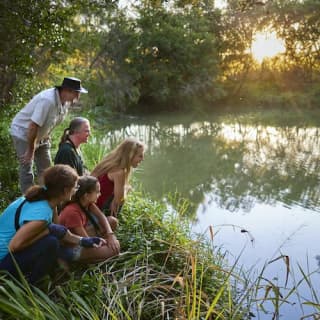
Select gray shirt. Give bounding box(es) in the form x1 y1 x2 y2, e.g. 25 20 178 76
10 88 68 143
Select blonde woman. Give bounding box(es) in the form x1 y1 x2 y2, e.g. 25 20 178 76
91 138 145 217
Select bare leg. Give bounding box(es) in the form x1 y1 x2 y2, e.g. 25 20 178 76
107 216 118 231
79 245 118 263
85 216 118 237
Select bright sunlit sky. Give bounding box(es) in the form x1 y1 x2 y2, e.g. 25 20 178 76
214 1 286 62
215 0 227 8
251 31 286 62
120 0 286 63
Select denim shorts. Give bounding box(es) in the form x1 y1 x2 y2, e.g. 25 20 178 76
58 246 82 262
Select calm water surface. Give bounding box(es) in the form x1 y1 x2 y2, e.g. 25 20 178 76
93 110 320 319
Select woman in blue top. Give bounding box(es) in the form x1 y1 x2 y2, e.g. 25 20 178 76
0 164 105 285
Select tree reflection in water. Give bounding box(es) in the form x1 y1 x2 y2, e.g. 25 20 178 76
93 115 320 219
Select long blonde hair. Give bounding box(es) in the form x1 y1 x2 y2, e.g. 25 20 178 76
91 137 145 184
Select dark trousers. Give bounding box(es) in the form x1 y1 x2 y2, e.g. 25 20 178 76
0 235 59 284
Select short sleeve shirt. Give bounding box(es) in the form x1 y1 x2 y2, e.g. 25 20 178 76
10 88 68 142
0 197 53 261
54 142 84 176
59 203 88 233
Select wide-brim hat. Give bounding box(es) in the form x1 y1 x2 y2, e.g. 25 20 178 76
56 77 88 93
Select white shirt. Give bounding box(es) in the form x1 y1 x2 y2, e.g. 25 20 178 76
10 88 68 142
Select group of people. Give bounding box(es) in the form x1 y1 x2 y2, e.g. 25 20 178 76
0 77 145 284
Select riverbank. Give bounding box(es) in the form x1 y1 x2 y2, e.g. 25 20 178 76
0 190 251 319
2 107 320 318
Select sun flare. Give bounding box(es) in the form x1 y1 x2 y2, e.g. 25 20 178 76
251 31 286 63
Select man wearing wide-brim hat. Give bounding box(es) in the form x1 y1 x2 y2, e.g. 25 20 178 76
10 77 88 193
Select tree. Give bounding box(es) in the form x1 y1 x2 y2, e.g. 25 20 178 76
0 0 116 107
90 1 223 112
270 0 320 86
0 0 75 106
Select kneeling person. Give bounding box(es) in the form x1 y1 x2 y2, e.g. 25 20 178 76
59 175 120 263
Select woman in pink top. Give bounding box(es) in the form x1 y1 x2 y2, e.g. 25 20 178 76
91 137 146 217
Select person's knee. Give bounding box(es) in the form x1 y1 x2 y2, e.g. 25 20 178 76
102 246 120 260
107 216 118 231
19 163 34 193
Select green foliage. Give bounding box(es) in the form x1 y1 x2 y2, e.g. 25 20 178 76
1 0 319 111
0 274 71 320
1 188 318 318
215 0 320 105
90 4 223 112
271 0 320 79
0 191 247 319
0 0 74 106
137 6 222 109
0 108 19 210
0 0 116 108
118 191 191 269
88 10 142 112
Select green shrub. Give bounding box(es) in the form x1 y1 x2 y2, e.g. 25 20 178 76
0 190 247 319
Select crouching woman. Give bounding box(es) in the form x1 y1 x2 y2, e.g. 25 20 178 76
0 164 105 284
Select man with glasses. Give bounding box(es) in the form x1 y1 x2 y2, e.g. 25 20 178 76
54 117 91 176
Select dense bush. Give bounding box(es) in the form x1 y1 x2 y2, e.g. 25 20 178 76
0 190 247 320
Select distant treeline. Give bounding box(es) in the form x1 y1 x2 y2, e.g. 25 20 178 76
1 0 319 112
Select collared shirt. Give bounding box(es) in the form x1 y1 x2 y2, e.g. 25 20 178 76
54 140 85 176
10 88 68 143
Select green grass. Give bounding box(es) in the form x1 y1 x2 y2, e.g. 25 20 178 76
2 188 320 319
0 191 249 319
2 109 320 319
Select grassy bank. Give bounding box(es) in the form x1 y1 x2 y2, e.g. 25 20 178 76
0 190 249 319
1 189 320 319
0 107 246 317
1 108 320 319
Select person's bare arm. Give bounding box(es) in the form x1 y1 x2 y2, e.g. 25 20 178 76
9 220 48 252
89 203 120 254
21 121 39 164
70 225 89 237
89 203 113 234
52 207 59 224
59 225 88 246
109 170 125 217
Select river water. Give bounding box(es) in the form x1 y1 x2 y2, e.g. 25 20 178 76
93 110 320 319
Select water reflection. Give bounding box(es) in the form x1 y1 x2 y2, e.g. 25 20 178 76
94 116 320 217
92 113 320 319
